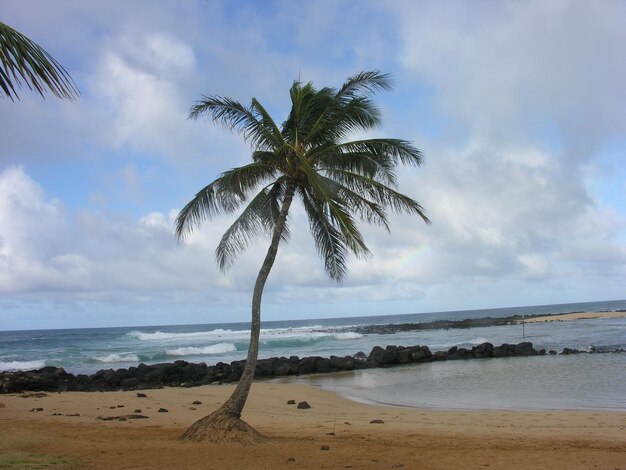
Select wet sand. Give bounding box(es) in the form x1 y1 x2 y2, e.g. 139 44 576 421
1 382 625 469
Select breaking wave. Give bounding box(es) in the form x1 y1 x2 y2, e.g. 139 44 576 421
93 353 141 363
0 359 46 372
165 343 238 356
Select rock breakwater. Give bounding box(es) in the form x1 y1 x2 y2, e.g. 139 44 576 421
1 342 622 394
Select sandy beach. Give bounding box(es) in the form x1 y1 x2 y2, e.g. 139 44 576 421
1 382 625 469
521 311 626 323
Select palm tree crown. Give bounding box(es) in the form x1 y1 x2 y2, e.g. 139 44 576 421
175 71 429 442
176 71 429 280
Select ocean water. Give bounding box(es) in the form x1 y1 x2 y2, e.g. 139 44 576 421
1 299 625 410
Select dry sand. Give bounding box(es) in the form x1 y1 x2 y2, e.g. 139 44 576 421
1 382 625 469
521 311 626 323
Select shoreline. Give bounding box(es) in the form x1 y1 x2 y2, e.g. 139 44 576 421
1 382 624 469
519 310 626 323
345 310 625 334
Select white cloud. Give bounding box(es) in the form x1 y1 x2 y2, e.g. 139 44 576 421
392 1 626 149
1 1 625 329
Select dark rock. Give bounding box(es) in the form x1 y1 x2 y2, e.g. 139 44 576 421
369 419 384 424
448 346 471 360
329 355 355 371
367 346 398 367
255 358 277 378
121 377 140 389
157 408 168 413
315 357 332 374
492 343 515 358
192 400 202 405
137 393 147 398
320 445 330 451
396 348 413 364
297 401 311 409
514 342 538 356
472 342 493 358
298 357 320 375
432 351 448 361
275 362 293 376
287 400 296 405
353 351 367 361
411 346 432 362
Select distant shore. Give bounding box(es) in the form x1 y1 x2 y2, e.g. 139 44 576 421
1 383 624 469
343 309 625 335
519 311 626 323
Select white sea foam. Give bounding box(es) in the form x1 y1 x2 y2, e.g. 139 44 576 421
429 337 493 350
469 337 490 345
127 325 330 343
94 353 141 363
332 332 363 340
127 330 236 341
0 360 46 372
165 343 237 356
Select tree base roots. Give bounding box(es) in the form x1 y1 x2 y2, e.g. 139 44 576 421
180 409 266 443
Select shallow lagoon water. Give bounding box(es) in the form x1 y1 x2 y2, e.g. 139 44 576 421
297 353 626 411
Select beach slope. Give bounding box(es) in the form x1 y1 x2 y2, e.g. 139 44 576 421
1 382 625 469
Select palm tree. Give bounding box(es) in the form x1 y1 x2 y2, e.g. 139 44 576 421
0 21 79 101
175 71 430 442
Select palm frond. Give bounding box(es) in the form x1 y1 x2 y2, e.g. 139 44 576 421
311 138 424 169
301 163 371 260
0 21 79 101
299 186 350 281
313 174 390 229
305 71 391 145
215 185 285 270
336 70 393 99
323 169 430 224
175 163 278 240
188 96 281 150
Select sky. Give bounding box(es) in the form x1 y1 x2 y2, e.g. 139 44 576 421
1 0 625 330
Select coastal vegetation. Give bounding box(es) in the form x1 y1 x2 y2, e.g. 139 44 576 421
175 71 429 441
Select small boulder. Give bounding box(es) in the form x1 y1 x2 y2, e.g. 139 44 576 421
157 408 168 413
297 401 311 409
287 399 296 405
369 419 384 424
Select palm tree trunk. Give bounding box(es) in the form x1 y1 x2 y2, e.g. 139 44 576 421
181 182 296 442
